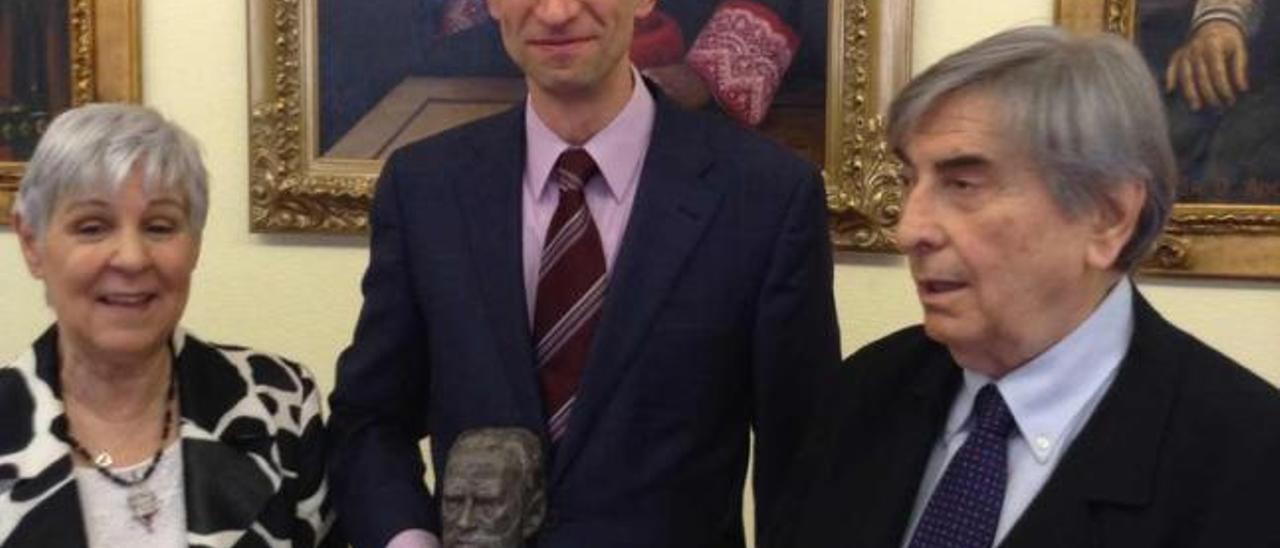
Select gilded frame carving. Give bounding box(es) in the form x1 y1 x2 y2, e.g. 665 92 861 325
249 0 372 232
825 0 912 251
1058 0 1280 279
247 0 914 237
0 0 141 225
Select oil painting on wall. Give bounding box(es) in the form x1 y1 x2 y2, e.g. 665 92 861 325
0 0 139 225
316 0 828 165
1059 0 1280 278
250 0 914 238
0 0 71 162
1136 0 1279 205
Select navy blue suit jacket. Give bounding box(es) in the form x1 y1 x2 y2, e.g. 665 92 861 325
328 89 840 547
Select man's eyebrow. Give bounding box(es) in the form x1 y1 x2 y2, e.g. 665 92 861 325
935 154 991 171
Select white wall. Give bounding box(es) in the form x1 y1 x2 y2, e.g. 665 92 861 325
1 0 1277 398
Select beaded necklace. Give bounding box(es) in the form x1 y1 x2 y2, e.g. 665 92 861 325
65 359 177 533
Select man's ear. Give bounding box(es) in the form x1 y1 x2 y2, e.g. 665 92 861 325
521 487 547 539
634 0 656 19
14 214 46 279
486 0 501 20
1085 180 1146 270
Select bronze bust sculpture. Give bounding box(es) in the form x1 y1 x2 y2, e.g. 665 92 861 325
441 428 546 548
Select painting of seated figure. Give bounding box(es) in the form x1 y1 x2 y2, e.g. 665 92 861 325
317 0 827 165
1137 0 1280 205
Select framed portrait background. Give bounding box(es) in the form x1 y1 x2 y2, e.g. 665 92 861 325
0 0 140 225
247 0 913 245
1058 0 1280 279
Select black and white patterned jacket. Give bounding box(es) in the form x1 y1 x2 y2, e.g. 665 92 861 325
0 327 338 547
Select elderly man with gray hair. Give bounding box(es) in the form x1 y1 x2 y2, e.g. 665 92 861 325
770 26 1280 548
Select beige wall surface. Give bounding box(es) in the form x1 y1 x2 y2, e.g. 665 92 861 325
1 0 1277 398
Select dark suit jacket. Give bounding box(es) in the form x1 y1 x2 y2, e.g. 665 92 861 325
770 291 1280 548
327 87 840 548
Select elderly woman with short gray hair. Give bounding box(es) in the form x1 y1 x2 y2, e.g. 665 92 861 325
0 104 336 548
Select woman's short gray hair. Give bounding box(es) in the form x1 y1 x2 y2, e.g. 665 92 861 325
12 103 209 239
888 26 1177 271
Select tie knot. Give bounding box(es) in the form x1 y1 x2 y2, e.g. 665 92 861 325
555 148 599 193
971 384 1015 438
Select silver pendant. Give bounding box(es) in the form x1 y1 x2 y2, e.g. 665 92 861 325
93 451 113 468
127 486 160 533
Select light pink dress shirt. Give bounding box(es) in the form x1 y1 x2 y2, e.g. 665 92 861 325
385 68 656 548
521 69 656 322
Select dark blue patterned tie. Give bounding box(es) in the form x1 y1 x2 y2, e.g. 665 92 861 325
908 384 1016 548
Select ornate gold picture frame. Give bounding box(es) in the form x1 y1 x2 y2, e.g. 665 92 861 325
1058 0 1280 279
0 0 140 225
825 0 912 251
248 0 913 237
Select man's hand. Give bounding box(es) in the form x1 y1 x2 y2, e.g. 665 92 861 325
1165 20 1250 111
643 63 713 110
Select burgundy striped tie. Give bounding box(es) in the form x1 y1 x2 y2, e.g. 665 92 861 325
534 148 606 443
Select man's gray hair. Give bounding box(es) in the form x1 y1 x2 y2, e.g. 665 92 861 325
13 103 209 239
888 26 1177 271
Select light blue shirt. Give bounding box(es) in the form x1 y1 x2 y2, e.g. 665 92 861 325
902 278 1135 546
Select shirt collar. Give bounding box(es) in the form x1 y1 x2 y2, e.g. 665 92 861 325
525 66 656 202
945 278 1135 463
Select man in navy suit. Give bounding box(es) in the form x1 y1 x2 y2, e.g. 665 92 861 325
771 26 1280 548
325 0 839 542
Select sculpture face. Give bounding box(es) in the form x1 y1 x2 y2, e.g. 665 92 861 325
441 429 545 548
443 453 525 547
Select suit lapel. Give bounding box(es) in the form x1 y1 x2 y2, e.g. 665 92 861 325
858 347 961 547
550 99 723 482
1000 292 1179 548
181 435 275 547
454 106 545 428
176 334 278 547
